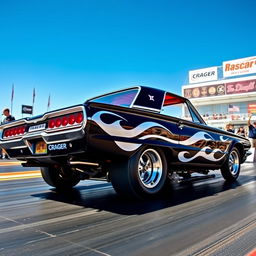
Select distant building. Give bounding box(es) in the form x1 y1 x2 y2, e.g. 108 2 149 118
182 56 256 130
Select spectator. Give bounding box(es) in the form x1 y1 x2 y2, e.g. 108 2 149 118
1 108 15 159
226 123 235 133
2 108 15 124
248 114 256 162
236 127 246 137
248 114 256 147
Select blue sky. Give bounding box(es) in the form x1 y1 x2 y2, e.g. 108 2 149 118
0 0 255 119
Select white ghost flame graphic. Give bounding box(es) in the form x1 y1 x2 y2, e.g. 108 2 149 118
178 147 226 162
91 111 228 162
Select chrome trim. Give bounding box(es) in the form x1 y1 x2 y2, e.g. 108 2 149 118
138 148 163 189
45 124 82 133
0 105 85 129
0 105 86 143
161 91 167 111
129 86 142 108
132 104 161 113
69 161 99 167
229 150 240 176
8 145 27 149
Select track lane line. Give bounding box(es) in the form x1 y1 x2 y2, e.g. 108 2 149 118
0 210 99 234
0 170 41 181
0 161 24 166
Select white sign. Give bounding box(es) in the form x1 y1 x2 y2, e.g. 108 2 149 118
223 56 256 78
189 67 218 84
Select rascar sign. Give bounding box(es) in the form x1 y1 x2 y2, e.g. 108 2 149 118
189 67 218 84
223 56 256 78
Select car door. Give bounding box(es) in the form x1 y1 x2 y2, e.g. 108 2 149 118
176 102 229 167
161 96 229 167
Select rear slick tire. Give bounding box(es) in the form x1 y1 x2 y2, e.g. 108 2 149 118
110 148 168 199
41 166 80 189
220 147 241 182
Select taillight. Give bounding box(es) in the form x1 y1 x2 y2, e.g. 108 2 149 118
3 125 26 138
47 112 84 130
76 112 83 123
62 117 68 126
49 119 55 129
68 115 75 125
55 118 61 127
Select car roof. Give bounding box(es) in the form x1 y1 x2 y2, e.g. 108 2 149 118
87 86 187 112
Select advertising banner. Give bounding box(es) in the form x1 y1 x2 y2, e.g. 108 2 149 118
184 84 225 99
184 79 256 99
226 79 256 95
223 56 256 78
189 66 218 84
248 104 256 114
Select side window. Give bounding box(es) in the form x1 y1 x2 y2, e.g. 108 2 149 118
161 93 202 124
188 106 202 124
161 103 193 122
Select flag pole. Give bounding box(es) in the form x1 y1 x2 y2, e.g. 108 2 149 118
32 88 36 116
47 94 51 112
11 84 14 114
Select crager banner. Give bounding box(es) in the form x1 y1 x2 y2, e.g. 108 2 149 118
189 66 218 84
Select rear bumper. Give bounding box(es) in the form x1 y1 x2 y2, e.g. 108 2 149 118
0 128 87 161
0 105 88 162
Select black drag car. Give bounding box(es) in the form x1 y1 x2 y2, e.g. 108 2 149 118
0 86 251 198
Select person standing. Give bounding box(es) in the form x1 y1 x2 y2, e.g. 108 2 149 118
236 127 246 137
248 114 256 162
226 123 235 133
2 108 15 124
248 114 256 146
1 108 15 159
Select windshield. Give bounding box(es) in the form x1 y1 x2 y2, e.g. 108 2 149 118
89 88 139 108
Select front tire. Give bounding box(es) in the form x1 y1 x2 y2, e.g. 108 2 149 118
220 147 241 182
41 166 80 189
110 148 168 198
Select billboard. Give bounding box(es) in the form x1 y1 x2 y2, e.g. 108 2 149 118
184 84 225 99
22 105 33 114
248 104 256 114
183 79 256 99
226 79 256 95
189 66 218 84
223 56 256 78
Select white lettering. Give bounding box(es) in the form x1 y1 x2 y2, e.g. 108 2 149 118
48 143 67 151
28 123 46 132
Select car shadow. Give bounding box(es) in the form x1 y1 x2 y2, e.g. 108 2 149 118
31 174 255 216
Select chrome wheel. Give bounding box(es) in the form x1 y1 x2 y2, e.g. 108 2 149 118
221 147 240 182
229 150 240 176
138 149 163 189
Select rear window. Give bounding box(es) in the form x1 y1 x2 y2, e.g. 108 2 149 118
89 89 139 108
